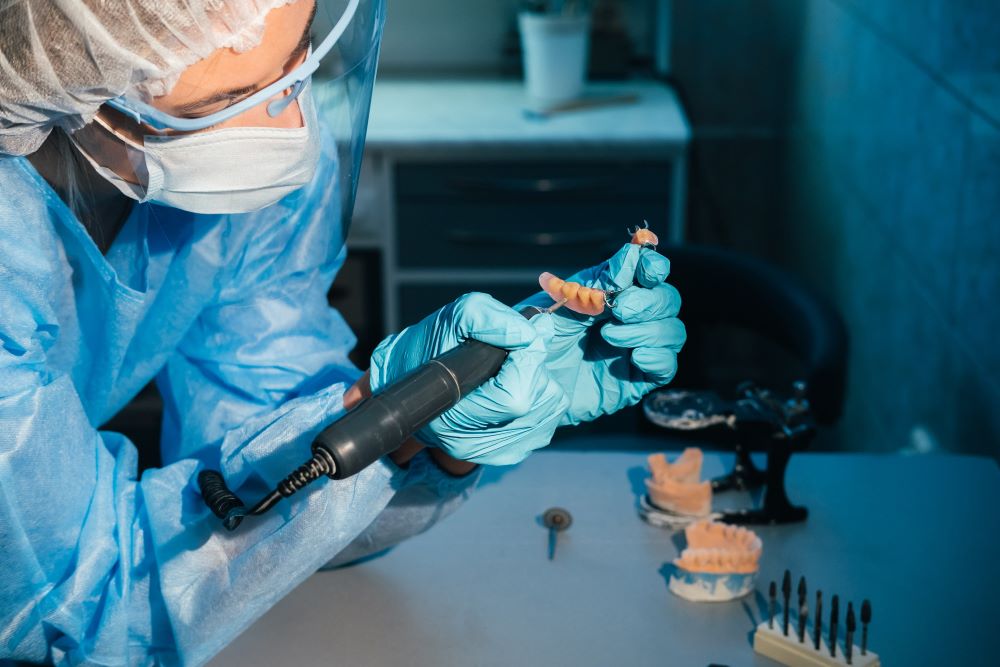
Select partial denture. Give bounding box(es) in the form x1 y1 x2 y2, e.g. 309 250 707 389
537 221 659 316
538 272 608 316
629 221 659 248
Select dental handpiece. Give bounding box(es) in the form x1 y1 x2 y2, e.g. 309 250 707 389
198 309 536 530
198 223 658 530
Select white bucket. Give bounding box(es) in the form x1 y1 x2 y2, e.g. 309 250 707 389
518 12 591 106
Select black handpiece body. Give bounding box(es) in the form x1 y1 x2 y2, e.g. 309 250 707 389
315 339 508 478
200 308 539 530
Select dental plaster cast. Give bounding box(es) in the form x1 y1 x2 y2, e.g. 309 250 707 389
645 448 712 517
669 520 763 602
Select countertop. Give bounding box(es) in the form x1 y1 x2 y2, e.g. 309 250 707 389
362 79 692 158
211 443 1000 666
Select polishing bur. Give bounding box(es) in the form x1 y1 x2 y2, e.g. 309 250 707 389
781 570 791 636
768 581 777 629
846 602 856 664
829 594 839 658
797 577 807 643
861 599 871 655
813 590 822 651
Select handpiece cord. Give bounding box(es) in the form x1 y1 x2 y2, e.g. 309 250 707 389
198 308 541 530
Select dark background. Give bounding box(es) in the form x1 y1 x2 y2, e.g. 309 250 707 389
669 0 999 458
367 0 1000 458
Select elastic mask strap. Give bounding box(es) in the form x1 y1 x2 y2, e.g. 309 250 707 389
267 79 308 118
267 46 313 118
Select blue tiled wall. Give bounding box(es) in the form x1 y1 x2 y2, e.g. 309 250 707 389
782 0 999 456
676 0 999 455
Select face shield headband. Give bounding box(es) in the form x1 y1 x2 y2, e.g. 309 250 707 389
104 0 364 133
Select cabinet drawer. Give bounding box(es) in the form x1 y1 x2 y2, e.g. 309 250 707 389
394 161 672 270
396 162 672 199
397 200 665 270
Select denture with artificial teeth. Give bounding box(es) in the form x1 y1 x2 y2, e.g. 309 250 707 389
673 520 763 575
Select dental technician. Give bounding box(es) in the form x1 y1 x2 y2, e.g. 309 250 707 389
0 0 686 664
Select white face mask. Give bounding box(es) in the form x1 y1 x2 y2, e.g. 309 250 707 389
71 85 321 215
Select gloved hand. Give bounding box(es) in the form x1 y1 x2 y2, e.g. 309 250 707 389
518 243 686 425
369 292 569 465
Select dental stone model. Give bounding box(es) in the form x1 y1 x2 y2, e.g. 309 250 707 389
647 448 711 514
639 448 716 529
669 520 763 602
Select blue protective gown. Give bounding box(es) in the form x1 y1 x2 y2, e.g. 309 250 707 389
0 135 480 666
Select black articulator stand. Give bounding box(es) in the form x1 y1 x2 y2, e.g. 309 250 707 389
644 381 815 525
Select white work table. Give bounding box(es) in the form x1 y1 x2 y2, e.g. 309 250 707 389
211 441 1000 667
363 79 691 159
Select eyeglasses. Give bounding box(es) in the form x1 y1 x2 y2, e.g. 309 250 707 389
104 0 359 133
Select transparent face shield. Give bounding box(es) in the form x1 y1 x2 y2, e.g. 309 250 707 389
310 0 384 227
85 0 385 222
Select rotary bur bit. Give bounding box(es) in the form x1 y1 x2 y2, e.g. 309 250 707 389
861 599 872 655
797 576 808 643
813 590 822 650
829 594 839 658
846 602 856 664
769 581 777 629
782 570 792 636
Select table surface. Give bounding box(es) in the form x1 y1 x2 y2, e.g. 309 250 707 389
361 79 691 156
211 444 1000 667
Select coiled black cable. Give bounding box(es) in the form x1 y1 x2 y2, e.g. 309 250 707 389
197 470 248 531
277 448 336 497
198 449 338 531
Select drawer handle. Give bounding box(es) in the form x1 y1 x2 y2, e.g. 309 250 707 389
447 229 611 247
446 177 607 195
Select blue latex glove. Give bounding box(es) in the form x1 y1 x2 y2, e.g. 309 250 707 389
518 243 686 425
369 292 569 465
